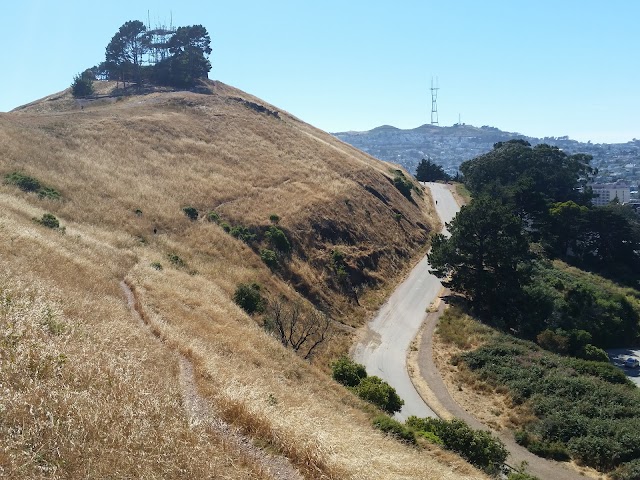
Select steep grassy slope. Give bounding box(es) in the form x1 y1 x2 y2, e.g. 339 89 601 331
0 81 483 478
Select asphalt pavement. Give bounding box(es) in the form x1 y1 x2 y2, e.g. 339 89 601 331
351 182 459 421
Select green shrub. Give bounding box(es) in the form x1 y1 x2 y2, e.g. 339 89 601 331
269 214 280 224
260 249 278 269
581 344 609 362
233 283 265 314
230 225 256 244
5 172 61 199
568 435 624 471
5 172 41 192
167 253 186 268
182 206 198 220
221 222 231 233
371 415 416 444
611 459 640 480
38 213 60 229
206 211 220 223
392 174 413 200
331 356 367 387
151 262 163 270
71 72 94 97
407 417 507 475
265 226 291 253
355 376 404 414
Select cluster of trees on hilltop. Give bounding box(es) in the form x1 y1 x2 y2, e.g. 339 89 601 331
429 140 640 349
73 20 212 96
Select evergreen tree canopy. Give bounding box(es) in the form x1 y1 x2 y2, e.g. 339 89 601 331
429 196 531 326
94 20 212 89
460 140 595 230
415 158 450 182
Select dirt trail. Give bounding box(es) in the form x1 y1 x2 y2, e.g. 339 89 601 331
119 280 304 480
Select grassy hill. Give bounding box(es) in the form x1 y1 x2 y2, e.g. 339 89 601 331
0 81 483 479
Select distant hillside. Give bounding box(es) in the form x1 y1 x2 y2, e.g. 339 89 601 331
334 124 640 185
0 81 485 479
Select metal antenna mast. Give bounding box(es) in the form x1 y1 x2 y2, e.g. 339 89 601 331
430 77 439 126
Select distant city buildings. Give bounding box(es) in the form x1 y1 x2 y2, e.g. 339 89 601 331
333 125 640 193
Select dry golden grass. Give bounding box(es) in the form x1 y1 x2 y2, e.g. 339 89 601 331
0 81 486 478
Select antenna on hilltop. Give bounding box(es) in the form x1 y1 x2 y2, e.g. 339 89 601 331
430 77 439 126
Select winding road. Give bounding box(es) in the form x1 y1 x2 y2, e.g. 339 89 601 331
352 182 459 421
352 183 586 480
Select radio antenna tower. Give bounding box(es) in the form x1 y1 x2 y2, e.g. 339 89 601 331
430 77 439 126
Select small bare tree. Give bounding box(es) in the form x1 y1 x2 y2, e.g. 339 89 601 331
266 298 331 360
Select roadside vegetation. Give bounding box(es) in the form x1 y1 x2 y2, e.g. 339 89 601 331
430 140 640 349
429 139 640 474
439 306 640 474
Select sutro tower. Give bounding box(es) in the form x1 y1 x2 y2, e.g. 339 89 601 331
430 77 439 126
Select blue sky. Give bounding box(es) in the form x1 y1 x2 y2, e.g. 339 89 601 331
2 1 638 143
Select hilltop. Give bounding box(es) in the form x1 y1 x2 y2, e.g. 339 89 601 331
0 81 485 478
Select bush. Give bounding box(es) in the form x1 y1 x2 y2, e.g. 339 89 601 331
71 72 94 98
38 213 60 229
568 435 624 471
230 226 256 244
260 249 278 269
167 253 186 268
150 262 163 270
371 415 416 444
206 211 220 223
581 344 609 362
5 172 41 192
355 376 404 414
4 172 61 199
221 222 231 233
233 283 265 314
182 206 198 220
408 417 507 475
269 214 280 224
393 175 413 199
331 356 367 387
611 459 640 480
265 226 291 253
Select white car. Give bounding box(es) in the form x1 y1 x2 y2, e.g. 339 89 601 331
624 357 639 369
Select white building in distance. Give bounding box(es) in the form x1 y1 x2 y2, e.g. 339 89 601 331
591 183 632 206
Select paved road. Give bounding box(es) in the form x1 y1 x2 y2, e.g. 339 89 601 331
352 183 459 421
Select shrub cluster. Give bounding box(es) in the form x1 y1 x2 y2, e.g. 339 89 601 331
36 213 61 229
391 170 415 200
406 417 507 476
233 283 265 315
371 415 416 444
331 356 403 414
4 172 61 199
461 334 640 471
525 260 640 350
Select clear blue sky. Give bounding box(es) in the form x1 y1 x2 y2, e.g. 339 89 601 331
2 1 638 143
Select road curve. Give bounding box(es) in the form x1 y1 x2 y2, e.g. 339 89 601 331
351 182 460 421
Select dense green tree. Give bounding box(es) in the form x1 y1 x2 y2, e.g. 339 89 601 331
415 158 449 182
460 140 595 231
71 71 94 98
160 24 212 87
105 20 149 85
429 196 531 326
544 200 589 257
